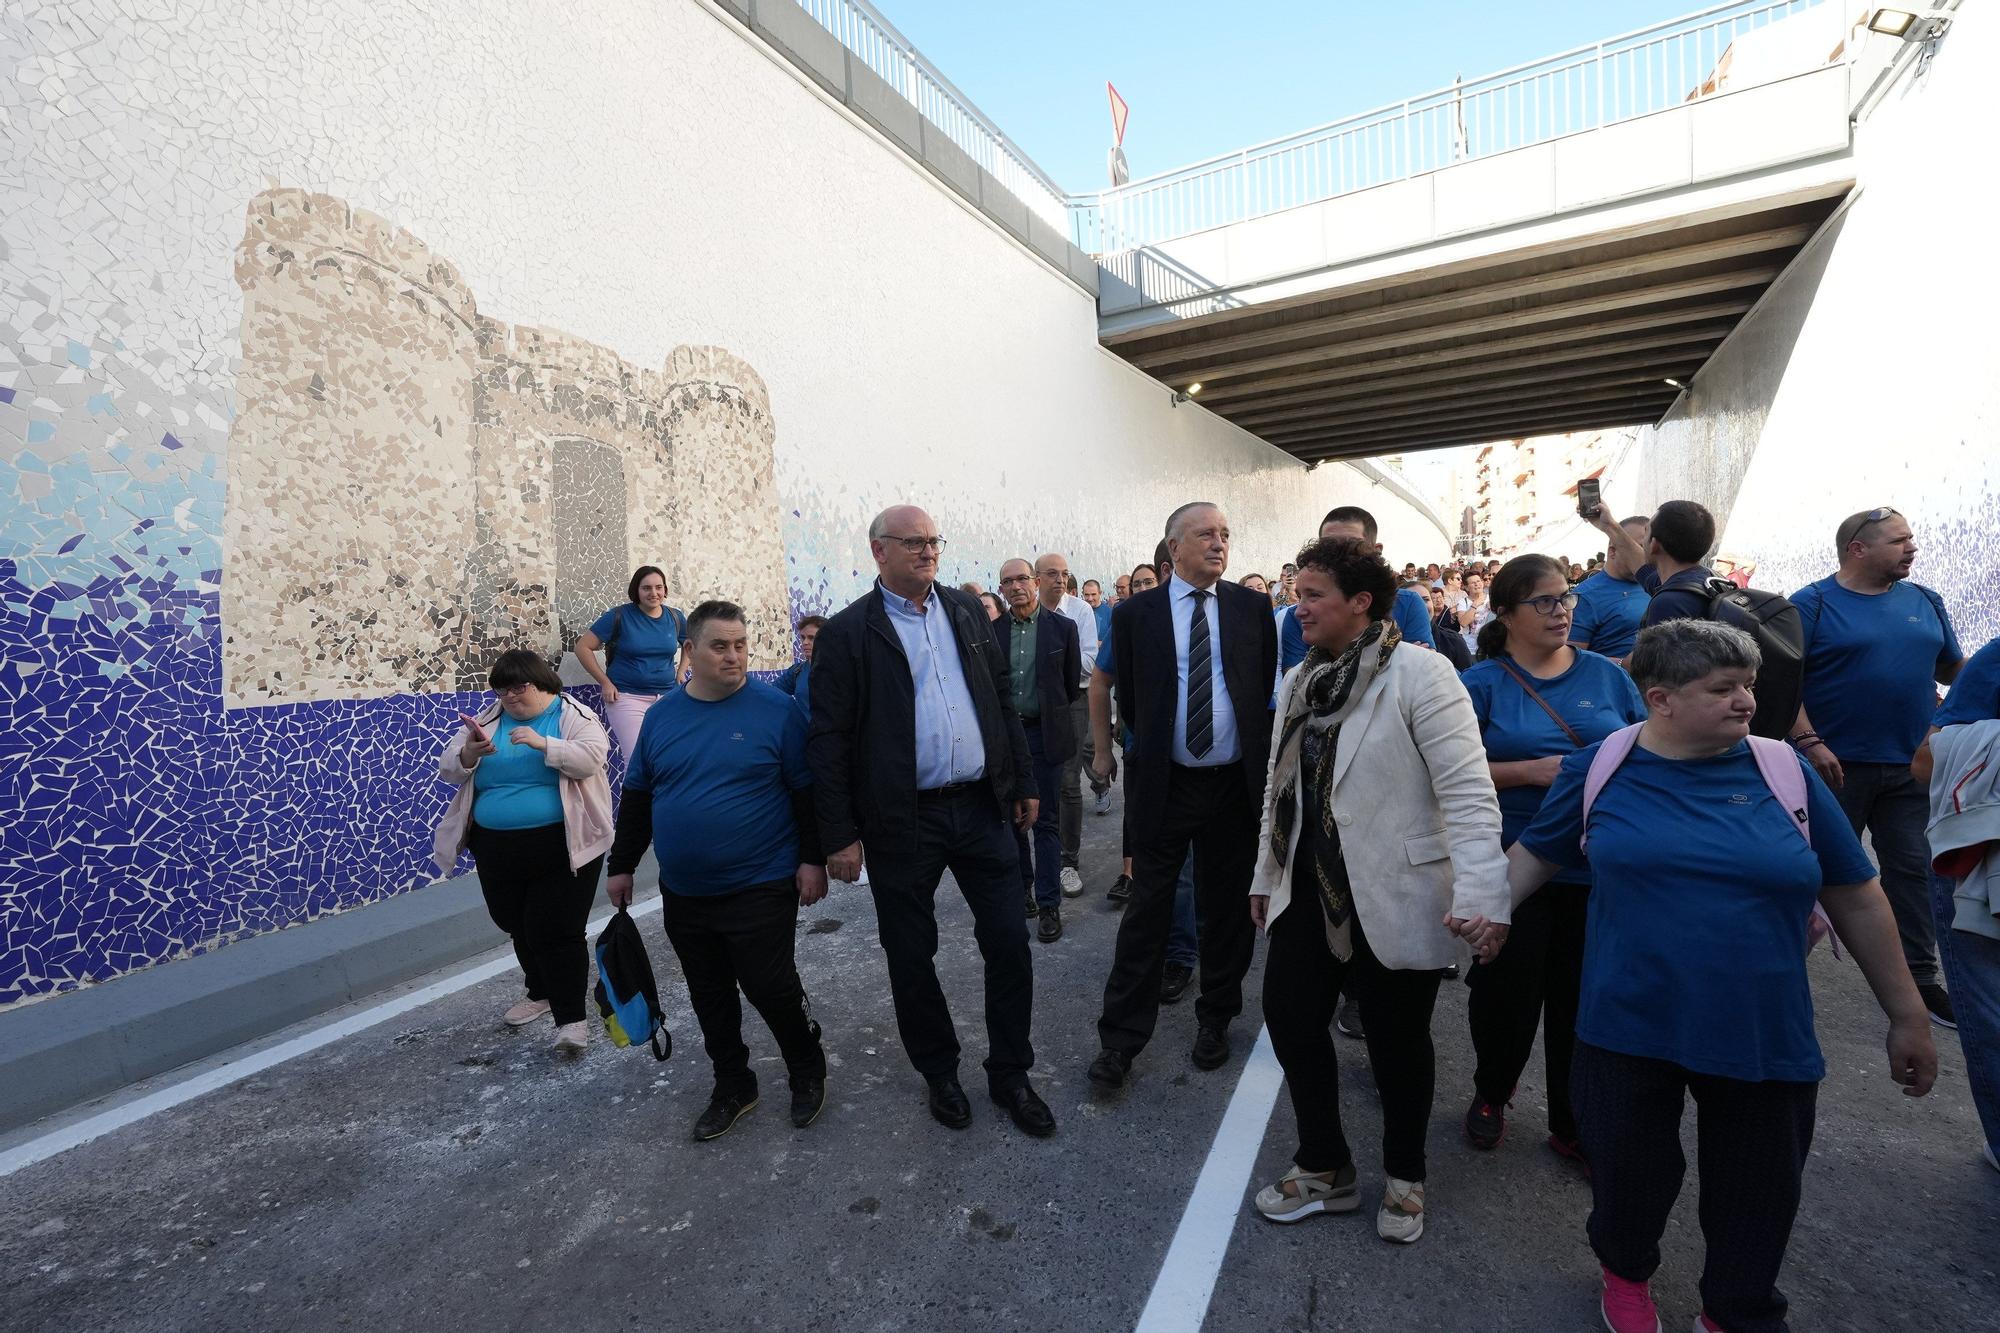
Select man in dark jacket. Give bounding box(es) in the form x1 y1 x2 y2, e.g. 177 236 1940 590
1085 502 1278 1088
995 557 1082 943
807 505 1055 1138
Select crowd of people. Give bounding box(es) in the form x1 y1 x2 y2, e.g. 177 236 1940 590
432 492 1997 1333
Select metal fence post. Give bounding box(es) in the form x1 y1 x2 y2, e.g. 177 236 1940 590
1595 41 1605 125
1401 99 1411 174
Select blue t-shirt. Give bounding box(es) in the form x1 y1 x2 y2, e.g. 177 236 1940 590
1792 577 1961 764
1278 590 1436 672
1519 740 1875 1082
1568 571 1649 659
1936 637 2000 728
471 697 566 830
1093 601 1114 642
623 680 810 895
1461 651 1646 885
590 604 684 694
1637 564 1712 628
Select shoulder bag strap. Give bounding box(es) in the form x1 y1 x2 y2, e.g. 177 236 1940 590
1578 723 1643 854
1494 657 1586 747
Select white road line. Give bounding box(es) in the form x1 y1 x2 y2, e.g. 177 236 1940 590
1133 1025 1286 1333
0 896 665 1180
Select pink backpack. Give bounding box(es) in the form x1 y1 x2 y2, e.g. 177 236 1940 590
1581 723 1840 957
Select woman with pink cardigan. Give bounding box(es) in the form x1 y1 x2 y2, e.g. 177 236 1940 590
434 650 615 1053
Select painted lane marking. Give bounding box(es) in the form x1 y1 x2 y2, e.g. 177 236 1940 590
0 896 665 1179
1133 1024 1285 1333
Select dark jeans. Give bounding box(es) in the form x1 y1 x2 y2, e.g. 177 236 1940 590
1013 720 1065 911
1573 1041 1817 1333
1468 881 1588 1140
1264 883 1443 1181
467 821 602 1025
1097 762 1257 1057
868 786 1035 1093
1832 760 1939 986
661 880 824 1093
1167 851 1199 969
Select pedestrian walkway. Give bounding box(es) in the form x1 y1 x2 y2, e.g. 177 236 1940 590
3 795 1992 1333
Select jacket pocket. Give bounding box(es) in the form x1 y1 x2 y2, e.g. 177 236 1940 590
1403 829 1450 865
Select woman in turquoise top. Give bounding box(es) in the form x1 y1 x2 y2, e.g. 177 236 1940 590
450 650 611 1054
575 565 687 759
1457 555 1644 1165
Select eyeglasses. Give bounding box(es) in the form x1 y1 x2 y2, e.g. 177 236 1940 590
882 534 947 553
998 574 1034 586
1521 593 1580 617
1837 506 1898 549
494 682 536 697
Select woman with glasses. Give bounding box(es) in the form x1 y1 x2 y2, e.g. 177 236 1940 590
574 566 688 760
1456 555 1644 1162
432 650 614 1053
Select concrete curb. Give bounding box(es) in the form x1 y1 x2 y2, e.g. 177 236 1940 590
0 863 656 1135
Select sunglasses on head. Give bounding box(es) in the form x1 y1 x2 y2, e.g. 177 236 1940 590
1838 506 1899 548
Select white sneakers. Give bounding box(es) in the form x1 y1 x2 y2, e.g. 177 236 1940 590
553 1022 589 1055
1059 867 1084 898
502 998 551 1027
1376 1177 1425 1244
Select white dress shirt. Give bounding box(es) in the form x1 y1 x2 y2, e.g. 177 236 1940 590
1058 592 1099 683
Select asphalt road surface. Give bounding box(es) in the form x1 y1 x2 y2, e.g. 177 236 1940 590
4 798 1996 1332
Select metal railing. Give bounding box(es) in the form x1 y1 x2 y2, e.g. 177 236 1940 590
1071 0 1833 253
791 0 1073 230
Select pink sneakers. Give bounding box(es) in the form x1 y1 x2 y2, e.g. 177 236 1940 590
1691 1315 1723 1332
1599 1267 1660 1333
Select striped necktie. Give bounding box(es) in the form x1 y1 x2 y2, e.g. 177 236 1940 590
1186 588 1213 758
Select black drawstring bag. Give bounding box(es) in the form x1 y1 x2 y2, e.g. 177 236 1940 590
593 908 671 1061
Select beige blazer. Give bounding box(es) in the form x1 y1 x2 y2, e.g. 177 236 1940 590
432 695 615 874
1251 642 1509 971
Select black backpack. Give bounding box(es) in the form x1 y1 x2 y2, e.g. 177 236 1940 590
1701 578 1805 741
593 908 671 1060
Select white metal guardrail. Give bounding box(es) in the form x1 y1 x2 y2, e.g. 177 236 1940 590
1072 0 1833 253
787 0 1840 256
791 0 1074 230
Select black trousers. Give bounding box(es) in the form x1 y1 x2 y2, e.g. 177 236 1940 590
1097 762 1257 1057
1572 1041 1817 1333
467 822 602 1025
661 880 824 1093
867 786 1035 1093
1467 880 1588 1140
1264 882 1444 1182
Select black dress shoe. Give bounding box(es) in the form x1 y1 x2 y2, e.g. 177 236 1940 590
927 1076 973 1129
1024 892 1039 918
1037 907 1063 943
991 1084 1056 1138
1192 1025 1231 1070
1107 874 1132 903
1087 1048 1130 1090
790 1077 826 1129
1159 962 1195 1004
692 1086 759 1141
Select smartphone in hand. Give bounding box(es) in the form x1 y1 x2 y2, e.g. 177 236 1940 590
1576 477 1603 520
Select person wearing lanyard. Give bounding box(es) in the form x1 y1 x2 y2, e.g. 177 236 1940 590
1456 555 1644 1164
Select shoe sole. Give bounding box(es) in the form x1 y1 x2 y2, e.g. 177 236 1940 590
1466 1122 1505 1151
1930 1012 1958 1030
504 1007 551 1027
1191 1048 1229 1071
1601 1306 1662 1333
1334 1022 1364 1040
1378 1216 1424 1244
1062 887 1085 898
1087 1067 1128 1092
693 1097 759 1141
1038 928 1063 943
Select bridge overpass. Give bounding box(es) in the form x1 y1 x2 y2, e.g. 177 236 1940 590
1077 1 1894 460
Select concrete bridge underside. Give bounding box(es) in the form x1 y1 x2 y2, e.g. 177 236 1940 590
1097 66 1855 460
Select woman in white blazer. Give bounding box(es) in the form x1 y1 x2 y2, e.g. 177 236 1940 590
1247 537 1508 1244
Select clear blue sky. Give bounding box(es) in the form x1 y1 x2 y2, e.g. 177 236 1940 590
882 0 1709 191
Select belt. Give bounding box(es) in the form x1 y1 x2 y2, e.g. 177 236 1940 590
918 780 983 799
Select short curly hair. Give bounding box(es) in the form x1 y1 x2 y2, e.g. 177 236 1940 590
1293 537 1397 621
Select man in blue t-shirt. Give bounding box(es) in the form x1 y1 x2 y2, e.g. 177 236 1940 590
1569 512 1653 661
1285 507 1433 674
606 600 830 1141
1788 506 1964 1026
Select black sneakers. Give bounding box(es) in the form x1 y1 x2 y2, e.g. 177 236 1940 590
1920 983 1957 1029
1037 907 1063 943
693 1086 758 1141
1192 1025 1231 1070
1107 874 1132 903
1159 962 1195 1004
789 1077 826 1129
1335 998 1365 1039
1464 1096 1507 1150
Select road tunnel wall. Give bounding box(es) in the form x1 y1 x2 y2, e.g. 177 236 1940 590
0 0 1449 1006
1623 8 1998 644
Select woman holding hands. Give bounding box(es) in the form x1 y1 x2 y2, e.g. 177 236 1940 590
1458 619 1935 1333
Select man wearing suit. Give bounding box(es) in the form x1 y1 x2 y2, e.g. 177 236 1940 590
807 505 1057 1138
995 557 1083 943
1086 502 1278 1087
